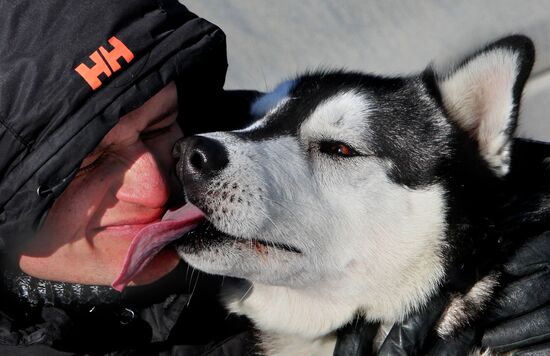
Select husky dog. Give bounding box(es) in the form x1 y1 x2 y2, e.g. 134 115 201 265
174 36 536 355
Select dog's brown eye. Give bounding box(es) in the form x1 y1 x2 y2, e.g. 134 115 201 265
319 141 358 158
335 144 351 156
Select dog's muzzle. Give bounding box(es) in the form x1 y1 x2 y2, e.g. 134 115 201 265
173 136 229 186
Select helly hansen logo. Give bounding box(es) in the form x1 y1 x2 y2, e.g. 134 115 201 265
75 36 134 90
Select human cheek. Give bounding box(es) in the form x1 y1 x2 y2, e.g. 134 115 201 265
30 179 96 254
43 162 119 238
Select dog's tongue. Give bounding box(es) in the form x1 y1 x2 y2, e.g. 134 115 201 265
111 203 204 291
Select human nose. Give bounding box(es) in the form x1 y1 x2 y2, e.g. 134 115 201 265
115 144 170 209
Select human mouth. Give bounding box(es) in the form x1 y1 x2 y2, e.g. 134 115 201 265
100 215 165 236
103 215 164 229
111 203 205 291
102 223 158 239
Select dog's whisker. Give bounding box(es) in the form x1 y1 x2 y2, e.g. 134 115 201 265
262 195 321 212
261 196 295 214
238 283 254 304
186 271 201 307
188 266 196 292
257 206 296 260
257 207 286 242
259 196 318 236
185 263 190 282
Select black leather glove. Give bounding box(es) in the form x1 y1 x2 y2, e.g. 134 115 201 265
424 231 550 356
334 296 450 356
480 231 550 355
373 296 478 356
334 231 550 355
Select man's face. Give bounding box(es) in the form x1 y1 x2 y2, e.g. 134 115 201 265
18 82 183 286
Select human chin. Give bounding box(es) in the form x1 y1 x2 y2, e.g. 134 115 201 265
90 226 181 286
17 224 180 287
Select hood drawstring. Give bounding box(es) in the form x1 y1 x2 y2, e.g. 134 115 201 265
36 168 78 198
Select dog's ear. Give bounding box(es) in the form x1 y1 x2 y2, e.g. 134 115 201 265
438 35 535 176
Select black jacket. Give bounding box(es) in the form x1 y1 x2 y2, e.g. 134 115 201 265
0 265 255 355
0 1 256 355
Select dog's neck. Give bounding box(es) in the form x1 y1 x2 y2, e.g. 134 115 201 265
223 249 445 341
224 281 357 339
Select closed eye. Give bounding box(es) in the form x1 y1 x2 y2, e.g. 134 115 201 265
76 152 106 177
140 124 173 141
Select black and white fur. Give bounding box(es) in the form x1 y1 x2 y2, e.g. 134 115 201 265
175 36 535 355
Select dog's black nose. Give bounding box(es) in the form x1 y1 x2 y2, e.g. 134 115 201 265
174 136 229 183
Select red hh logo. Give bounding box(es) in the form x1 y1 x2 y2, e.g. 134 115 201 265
75 36 134 90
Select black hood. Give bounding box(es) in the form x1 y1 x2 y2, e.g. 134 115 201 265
0 0 227 247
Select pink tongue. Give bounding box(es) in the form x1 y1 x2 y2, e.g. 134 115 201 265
111 203 205 291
